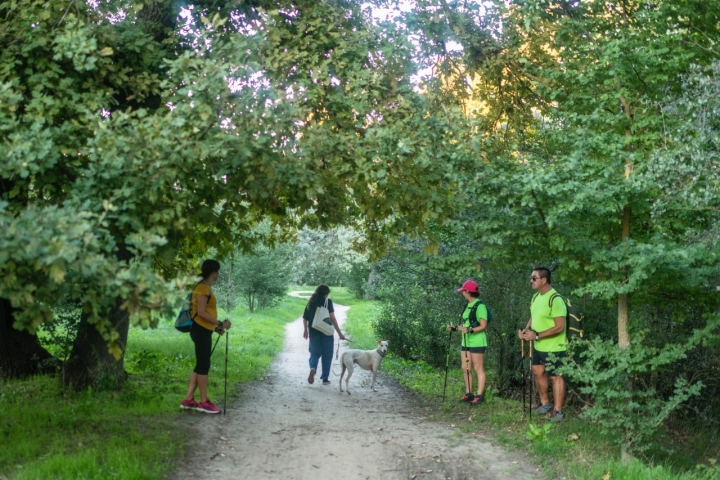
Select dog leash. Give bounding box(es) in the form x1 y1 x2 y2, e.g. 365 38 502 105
335 337 357 360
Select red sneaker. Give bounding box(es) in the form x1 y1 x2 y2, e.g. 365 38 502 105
180 399 198 410
197 400 221 414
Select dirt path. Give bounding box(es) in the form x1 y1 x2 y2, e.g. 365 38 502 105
172 294 541 480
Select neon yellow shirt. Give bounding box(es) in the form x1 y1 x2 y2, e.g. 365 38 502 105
461 299 488 348
530 289 567 352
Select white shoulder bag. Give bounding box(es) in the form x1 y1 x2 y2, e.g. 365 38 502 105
311 298 334 336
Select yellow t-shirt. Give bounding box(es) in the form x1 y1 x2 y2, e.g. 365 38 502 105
530 289 568 352
191 283 217 332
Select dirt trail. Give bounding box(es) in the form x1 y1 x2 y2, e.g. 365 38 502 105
172 294 541 480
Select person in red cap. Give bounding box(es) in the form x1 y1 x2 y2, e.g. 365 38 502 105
448 279 488 405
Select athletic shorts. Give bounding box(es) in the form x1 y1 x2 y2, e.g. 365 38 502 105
461 346 486 354
531 349 566 376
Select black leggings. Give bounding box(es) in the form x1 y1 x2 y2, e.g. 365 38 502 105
190 321 213 375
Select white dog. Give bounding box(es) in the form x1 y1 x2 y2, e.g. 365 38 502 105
339 340 389 394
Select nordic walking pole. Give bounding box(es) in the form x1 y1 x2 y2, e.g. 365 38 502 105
463 331 472 398
522 337 526 415
211 332 222 355
528 339 533 422
224 330 229 415
442 329 453 401
223 263 232 415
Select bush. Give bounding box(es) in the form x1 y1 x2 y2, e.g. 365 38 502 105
215 245 293 313
557 318 720 455
344 261 370 299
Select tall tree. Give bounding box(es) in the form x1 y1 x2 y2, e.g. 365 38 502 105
0 0 470 386
398 0 720 456
402 0 720 347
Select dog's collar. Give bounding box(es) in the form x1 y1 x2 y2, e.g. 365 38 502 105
377 348 386 357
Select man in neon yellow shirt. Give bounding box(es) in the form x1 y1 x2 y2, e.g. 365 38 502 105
518 267 567 422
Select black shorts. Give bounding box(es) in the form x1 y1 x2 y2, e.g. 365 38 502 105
190 321 213 375
461 346 486 354
531 350 566 376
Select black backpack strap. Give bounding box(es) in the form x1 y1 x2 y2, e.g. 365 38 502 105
468 301 485 328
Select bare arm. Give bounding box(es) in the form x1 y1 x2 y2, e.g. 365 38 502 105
542 316 566 338
467 318 488 334
329 312 346 340
520 317 564 341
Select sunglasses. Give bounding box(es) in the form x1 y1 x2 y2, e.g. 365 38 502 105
530 277 540 281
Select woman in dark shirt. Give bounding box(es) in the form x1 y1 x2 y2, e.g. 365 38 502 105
302 284 345 385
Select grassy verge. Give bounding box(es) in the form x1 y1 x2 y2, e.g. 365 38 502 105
340 294 720 480
0 295 307 480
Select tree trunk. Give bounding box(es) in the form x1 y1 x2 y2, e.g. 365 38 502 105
365 268 377 300
248 293 255 313
63 297 129 390
0 298 55 379
619 204 633 462
618 205 632 350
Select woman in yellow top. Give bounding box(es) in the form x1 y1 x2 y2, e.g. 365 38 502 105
181 260 231 414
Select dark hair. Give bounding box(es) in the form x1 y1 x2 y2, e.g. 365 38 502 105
200 259 221 279
307 284 330 309
533 267 551 283
468 291 480 298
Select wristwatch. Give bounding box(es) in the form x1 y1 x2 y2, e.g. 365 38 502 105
535 331 540 340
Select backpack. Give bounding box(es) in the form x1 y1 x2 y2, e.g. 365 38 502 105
532 292 584 340
468 300 492 328
174 284 211 333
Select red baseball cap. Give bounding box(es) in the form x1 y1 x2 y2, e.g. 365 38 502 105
457 280 478 293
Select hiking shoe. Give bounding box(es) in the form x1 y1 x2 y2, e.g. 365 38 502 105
196 400 221 414
308 368 316 384
459 392 474 402
180 399 198 410
470 395 485 406
322 380 331 386
530 404 551 415
546 410 565 422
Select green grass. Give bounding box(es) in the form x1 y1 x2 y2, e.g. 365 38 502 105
326 288 365 308
0 294 307 480
4 291 718 480
340 295 720 480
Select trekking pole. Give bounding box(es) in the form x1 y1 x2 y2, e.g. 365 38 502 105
442 329 453 401
224 330 229 415
521 337 526 415
211 331 222 355
463 332 472 399
528 339 533 422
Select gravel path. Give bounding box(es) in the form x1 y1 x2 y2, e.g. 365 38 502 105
171 294 541 480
